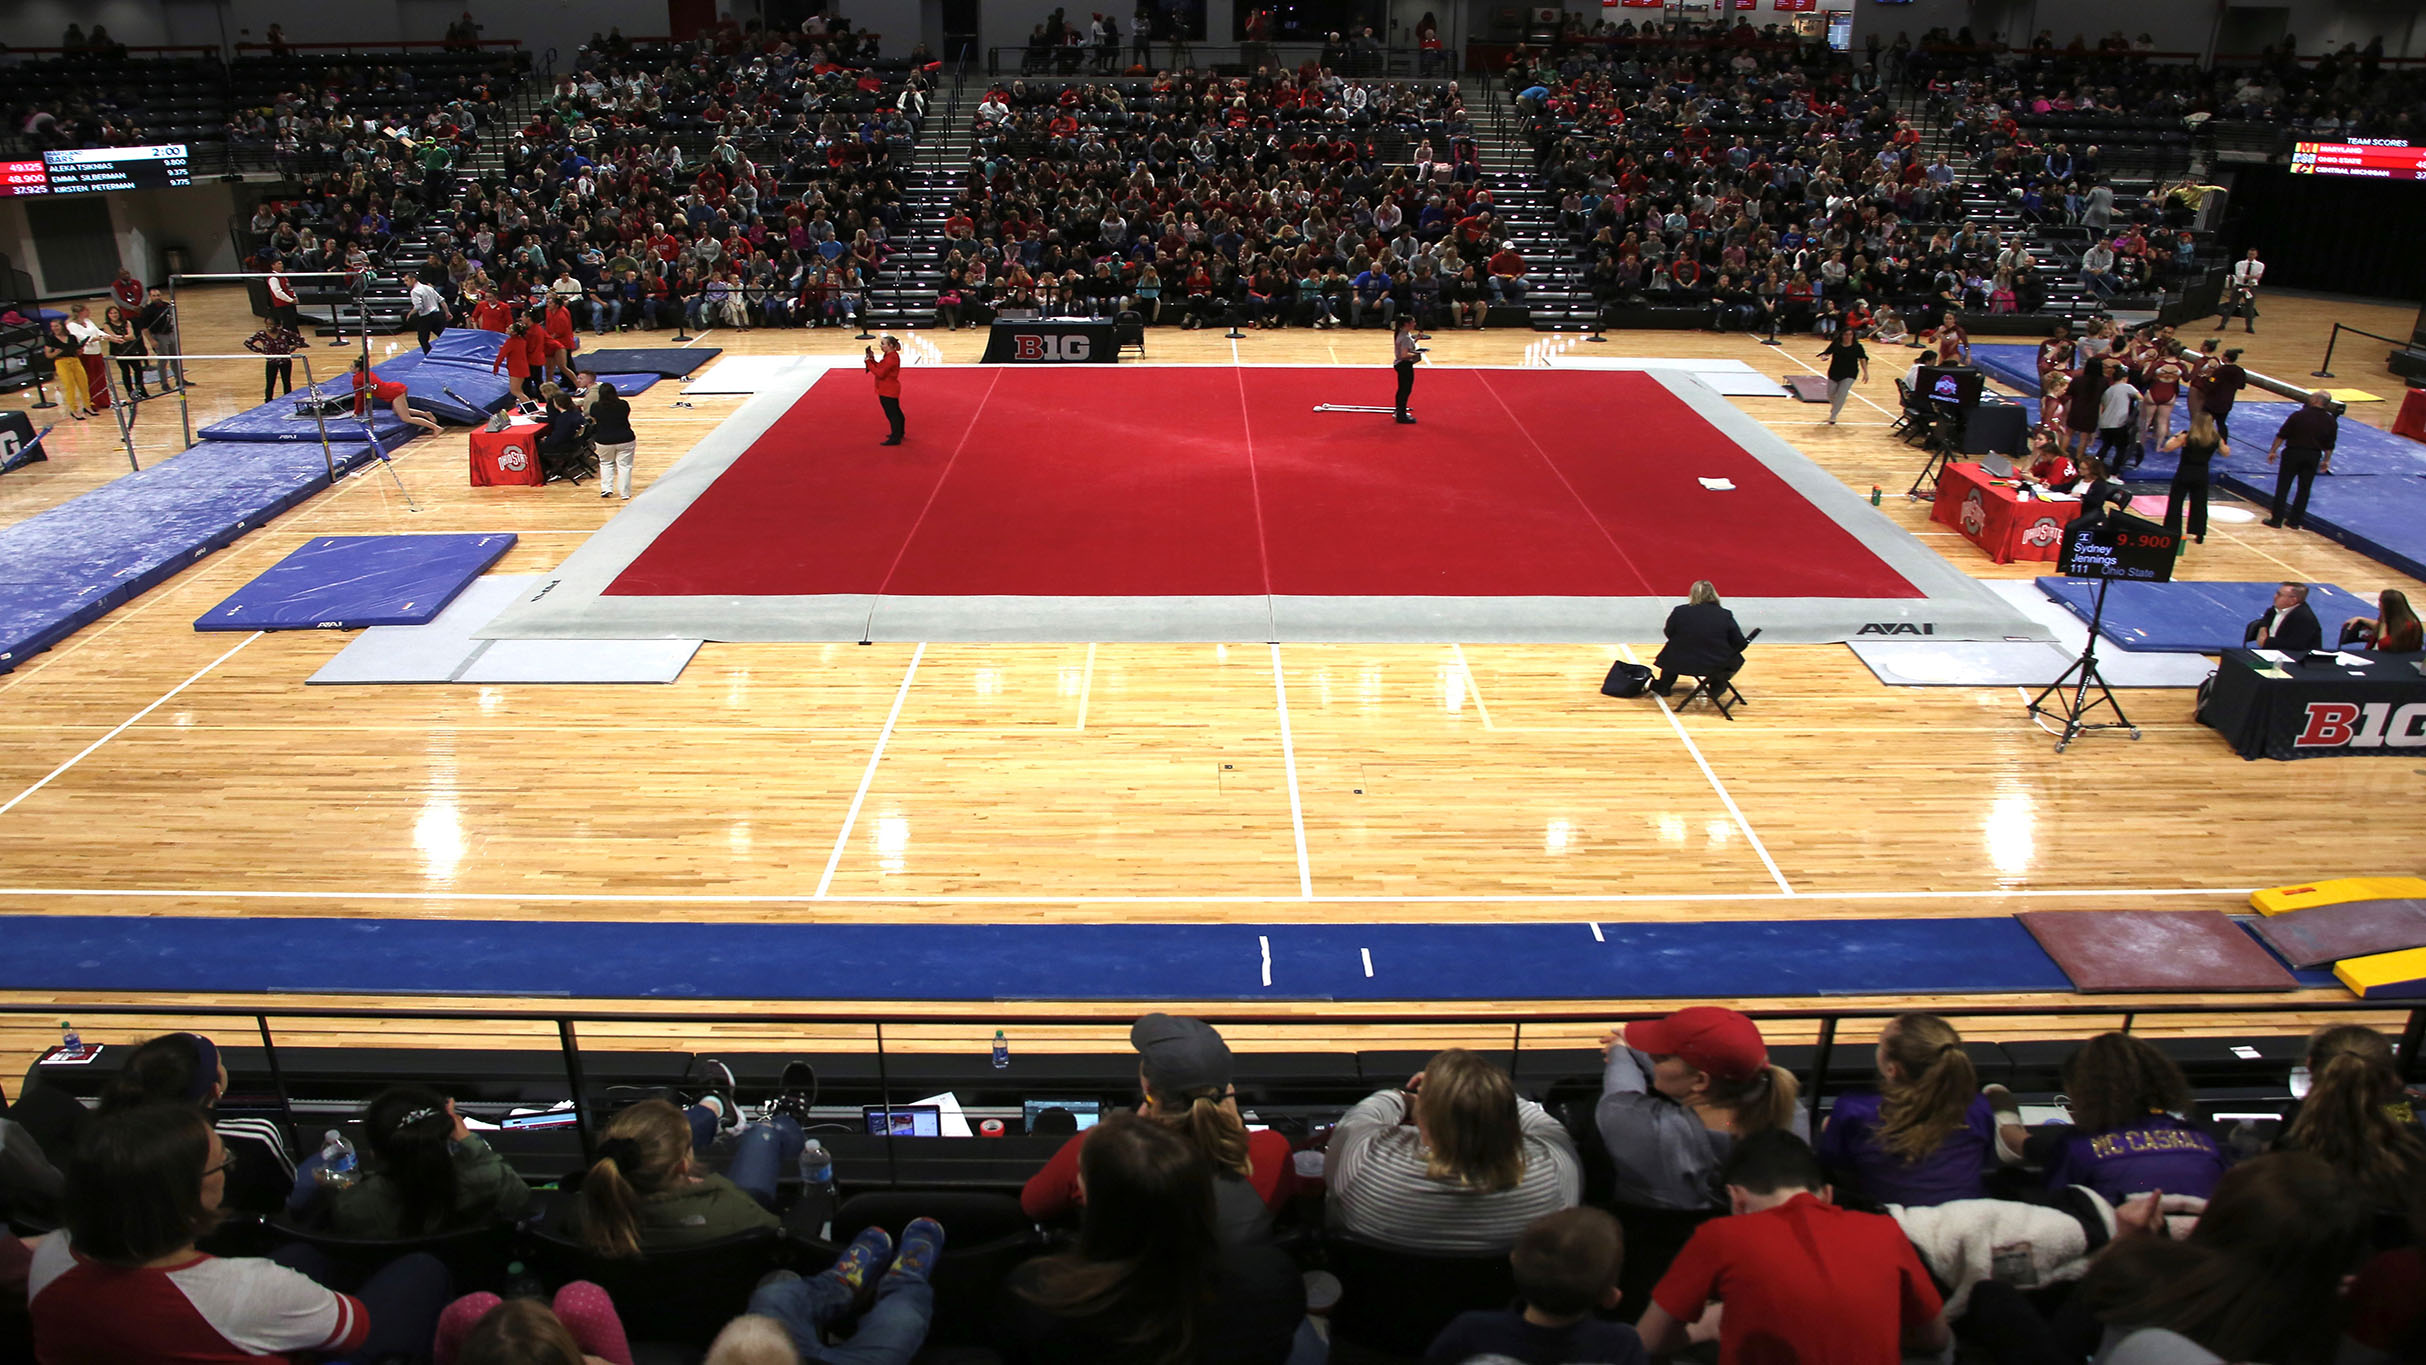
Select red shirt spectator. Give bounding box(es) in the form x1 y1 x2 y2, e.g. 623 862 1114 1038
469 297 514 332
1644 1187 1945 1364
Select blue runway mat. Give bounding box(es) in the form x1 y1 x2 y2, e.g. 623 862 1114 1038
2037 577 2379 653
0 915 2073 1000
2217 471 2426 582
578 346 721 378
0 441 383 670
194 533 516 632
198 395 412 445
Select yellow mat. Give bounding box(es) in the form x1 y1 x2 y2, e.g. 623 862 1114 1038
2251 876 2426 916
2323 388 2384 403
2334 945 2426 999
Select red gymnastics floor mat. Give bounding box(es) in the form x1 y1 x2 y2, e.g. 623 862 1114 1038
607 367 1921 602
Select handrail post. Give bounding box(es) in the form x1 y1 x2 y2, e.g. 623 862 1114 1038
558 1018 595 1163
255 1013 297 1138
2313 322 2339 379
1806 1016 1837 1133
875 1021 897 1188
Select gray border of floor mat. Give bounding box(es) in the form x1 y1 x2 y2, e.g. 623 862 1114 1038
475 368 2049 645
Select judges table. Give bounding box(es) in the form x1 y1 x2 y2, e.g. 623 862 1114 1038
2197 649 2426 760
1929 461 2086 564
469 419 546 487
1960 398 2030 456
980 317 1119 363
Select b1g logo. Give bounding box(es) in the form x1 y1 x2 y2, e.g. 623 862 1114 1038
1012 334 1092 361
2294 701 2426 749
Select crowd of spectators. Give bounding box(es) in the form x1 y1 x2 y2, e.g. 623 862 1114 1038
938 70 1517 330
1 1009 2421 1363
227 20 929 341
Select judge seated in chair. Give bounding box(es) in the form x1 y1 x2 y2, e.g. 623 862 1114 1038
2244 580 2322 655
1650 581 1749 698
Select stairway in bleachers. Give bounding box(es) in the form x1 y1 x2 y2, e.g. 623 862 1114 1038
865 81 973 330
1464 82 1595 333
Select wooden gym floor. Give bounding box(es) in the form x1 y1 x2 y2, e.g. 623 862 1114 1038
0 287 2419 1068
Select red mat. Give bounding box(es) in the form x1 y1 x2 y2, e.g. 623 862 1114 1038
607 367 1921 600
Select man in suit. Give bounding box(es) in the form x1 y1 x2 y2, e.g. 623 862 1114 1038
1650 581 1750 697
2245 581 2322 654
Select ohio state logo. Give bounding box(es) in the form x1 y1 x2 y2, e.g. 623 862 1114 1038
2293 701 2426 749
1959 489 1986 537
2019 516 2064 548
499 445 528 471
1012 334 1092 360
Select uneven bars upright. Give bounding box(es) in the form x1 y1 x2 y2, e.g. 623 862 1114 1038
169 269 374 379
137 350 344 483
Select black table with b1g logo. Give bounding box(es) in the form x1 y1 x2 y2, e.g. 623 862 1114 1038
980 317 1118 363
2197 648 2426 760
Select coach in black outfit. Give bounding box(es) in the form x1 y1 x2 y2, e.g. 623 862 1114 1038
2263 390 2338 530
1649 581 1749 696
2244 581 2322 654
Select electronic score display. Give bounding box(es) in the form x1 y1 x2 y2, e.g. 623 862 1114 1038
0 145 192 197
2290 140 2426 181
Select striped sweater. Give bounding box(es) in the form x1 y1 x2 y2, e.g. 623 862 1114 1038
1324 1089 1580 1254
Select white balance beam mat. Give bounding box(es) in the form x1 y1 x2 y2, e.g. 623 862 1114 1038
1539 355 1790 397
311 574 702 684
1844 580 2219 688
308 576 530 684
682 355 857 395
456 637 701 684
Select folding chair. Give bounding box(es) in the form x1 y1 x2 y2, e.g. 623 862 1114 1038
1672 628 1759 720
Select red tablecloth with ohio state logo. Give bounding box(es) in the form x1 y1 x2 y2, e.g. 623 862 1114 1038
1929 461 2084 564
469 420 545 486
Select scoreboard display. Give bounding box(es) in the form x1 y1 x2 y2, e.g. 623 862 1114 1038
0 145 192 197
2290 140 2426 181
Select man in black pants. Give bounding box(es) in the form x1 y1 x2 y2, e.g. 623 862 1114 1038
864 336 905 445
404 271 447 354
1392 315 1425 425
2263 390 2338 530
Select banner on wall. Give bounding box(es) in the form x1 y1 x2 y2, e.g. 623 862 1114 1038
1774 0 1817 10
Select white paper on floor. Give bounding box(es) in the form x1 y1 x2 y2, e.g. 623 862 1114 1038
1538 355 1791 397
310 574 703 685
681 355 857 394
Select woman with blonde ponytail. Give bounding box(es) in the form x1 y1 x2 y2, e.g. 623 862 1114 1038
1815 1014 2010 1206
1021 1014 1298 1244
1597 1007 1806 1210
567 1100 778 1258
2276 1025 2426 1221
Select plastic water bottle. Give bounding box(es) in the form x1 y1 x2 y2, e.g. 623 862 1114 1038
1870 485 1883 506
992 1029 1011 1070
58 1021 80 1051
799 1138 834 1192
316 1131 360 1189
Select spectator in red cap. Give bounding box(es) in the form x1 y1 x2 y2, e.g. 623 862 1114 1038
1020 1014 1297 1245
1596 1007 1804 1211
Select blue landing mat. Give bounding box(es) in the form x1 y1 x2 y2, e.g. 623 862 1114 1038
292 370 512 427
0 441 382 670
2037 577 2378 653
0 915 2073 1000
194 533 516 632
578 346 721 378
2217 471 2426 582
199 395 412 445
417 328 510 369
593 372 662 397
1973 342 2045 396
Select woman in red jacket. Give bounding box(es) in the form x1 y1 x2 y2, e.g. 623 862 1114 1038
864 335 904 445
541 299 579 382
490 319 549 401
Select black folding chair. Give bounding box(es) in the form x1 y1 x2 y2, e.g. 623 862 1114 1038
1672 628 1760 720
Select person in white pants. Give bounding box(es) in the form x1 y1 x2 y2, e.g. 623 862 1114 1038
587 381 637 499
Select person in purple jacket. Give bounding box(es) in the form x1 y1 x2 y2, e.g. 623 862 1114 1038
1816 1014 2014 1206
1986 1033 2230 1202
